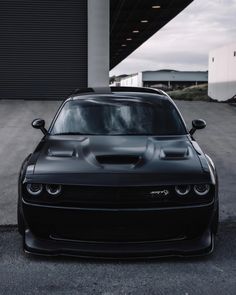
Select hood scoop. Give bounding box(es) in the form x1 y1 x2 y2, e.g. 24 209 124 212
96 155 140 165
160 147 191 160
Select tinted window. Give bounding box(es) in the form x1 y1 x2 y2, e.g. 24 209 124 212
51 96 186 135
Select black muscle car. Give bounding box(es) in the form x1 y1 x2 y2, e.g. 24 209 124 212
18 87 219 258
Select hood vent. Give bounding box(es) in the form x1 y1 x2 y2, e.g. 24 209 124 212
160 147 191 160
96 155 140 165
48 149 75 158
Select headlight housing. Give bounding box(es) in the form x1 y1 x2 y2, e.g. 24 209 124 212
46 184 62 196
175 185 191 196
194 184 210 196
26 183 43 196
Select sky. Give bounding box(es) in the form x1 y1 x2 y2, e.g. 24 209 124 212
110 0 236 76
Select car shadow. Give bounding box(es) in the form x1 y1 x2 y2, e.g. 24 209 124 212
21 220 236 265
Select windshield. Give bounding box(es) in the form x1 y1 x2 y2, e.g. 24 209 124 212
50 96 186 136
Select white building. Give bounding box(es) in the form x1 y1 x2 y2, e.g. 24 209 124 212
208 43 236 101
119 70 208 90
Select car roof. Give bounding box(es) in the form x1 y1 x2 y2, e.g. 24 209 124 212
68 86 170 102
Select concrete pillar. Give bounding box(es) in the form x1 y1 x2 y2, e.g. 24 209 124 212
87 0 110 87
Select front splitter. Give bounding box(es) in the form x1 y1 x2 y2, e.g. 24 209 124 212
24 228 214 259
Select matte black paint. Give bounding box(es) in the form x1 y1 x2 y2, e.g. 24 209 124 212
32 119 47 135
190 119 207 135
18 87 218 258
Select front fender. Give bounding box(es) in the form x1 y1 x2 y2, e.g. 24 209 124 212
205 154 219 218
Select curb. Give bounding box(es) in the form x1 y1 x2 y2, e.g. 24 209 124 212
0 224 17 232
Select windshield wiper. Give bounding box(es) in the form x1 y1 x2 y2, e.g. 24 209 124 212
53 132 155 136
52 132 85 135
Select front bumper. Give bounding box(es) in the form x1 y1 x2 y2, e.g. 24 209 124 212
24 228 214 258
22 201 216 258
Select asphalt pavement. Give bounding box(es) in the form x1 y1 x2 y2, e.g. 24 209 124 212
0 99 236 294
0 222 235 295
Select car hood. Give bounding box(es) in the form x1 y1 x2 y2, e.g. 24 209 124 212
27 135 212 185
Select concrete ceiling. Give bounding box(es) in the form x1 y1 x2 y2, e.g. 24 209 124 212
110 0 193 69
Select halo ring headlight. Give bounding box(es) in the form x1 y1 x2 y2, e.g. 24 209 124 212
194 184 210 196
46 184 62 196
175 185 191 196
26 183 43 196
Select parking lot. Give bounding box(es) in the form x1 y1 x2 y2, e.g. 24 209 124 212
0 99 236 294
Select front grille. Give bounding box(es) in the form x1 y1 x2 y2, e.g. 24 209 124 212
65 186 174 208
23 184 214 208
49 233 187 243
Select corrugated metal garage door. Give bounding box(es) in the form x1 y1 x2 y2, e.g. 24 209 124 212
0 0 87 100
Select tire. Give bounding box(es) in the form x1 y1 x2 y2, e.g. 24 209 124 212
17 199 25 235
212 202 219 235
17 154 31 236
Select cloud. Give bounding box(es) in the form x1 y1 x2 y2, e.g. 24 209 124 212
110 0 236 76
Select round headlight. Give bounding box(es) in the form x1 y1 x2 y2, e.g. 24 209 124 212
194 184 210 196
175 185 191 196
46 184 62 196
26 183 43 196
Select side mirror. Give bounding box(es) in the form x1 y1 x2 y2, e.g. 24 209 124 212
190 119 206 135
31 118 48 135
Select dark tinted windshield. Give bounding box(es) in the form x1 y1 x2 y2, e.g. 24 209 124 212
51 96 186 135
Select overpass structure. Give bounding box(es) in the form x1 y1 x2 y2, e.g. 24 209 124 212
0 0 193 100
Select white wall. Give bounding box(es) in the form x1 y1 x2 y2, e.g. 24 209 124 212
120 73 143 87
119 70 207 88
88 0 109 87
208 43 236 101
142 71 207 82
